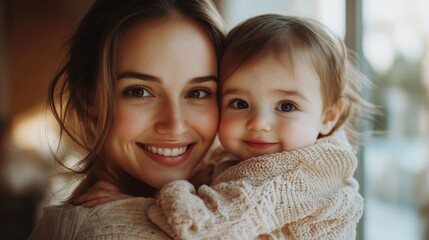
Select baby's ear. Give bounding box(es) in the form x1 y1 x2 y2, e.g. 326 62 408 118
319 98 344 135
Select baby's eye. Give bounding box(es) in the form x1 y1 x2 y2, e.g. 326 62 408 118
230 99 249 109
276 102 296 112
186 89 211 99
123 86 152 98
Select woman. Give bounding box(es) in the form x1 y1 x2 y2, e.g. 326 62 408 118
29 0 225 239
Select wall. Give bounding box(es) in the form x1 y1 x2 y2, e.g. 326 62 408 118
0 0 8 118
4 0 93 124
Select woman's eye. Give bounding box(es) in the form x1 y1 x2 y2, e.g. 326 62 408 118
186 89 210 99
230 99 249 109
276 102 296 112
123 87 152 98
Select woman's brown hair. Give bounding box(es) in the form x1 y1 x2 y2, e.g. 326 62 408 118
48 0 226 201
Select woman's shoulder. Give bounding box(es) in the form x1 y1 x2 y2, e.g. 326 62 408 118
30 198 171 240
79 198 171 239
29 203 90 240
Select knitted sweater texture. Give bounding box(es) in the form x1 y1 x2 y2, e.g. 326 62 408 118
29 132 362 239
29 197 171 240
148 132 363 239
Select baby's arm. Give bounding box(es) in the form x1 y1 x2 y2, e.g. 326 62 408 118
149 170 343 238
149 177 294 239
148 134 363 239
149 170 335 239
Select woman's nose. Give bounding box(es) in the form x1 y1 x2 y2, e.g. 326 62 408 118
246 110 272 132
154 100 188 136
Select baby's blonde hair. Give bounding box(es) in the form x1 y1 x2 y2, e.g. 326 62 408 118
220 14 374 147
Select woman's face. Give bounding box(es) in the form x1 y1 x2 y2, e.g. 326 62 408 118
105 17 219 189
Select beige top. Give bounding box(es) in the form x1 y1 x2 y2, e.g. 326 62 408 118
148 131 363 239
28 139 229 240
29 197 171 240
30 132 362 240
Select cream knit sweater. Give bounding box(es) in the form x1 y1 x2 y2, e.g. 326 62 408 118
29 132 362 239
29 197 171 240
148 131 363 239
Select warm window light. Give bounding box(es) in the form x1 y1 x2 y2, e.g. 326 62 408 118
394 23 424 62
221 0 345 38
363 32 395 73
11 106 57 158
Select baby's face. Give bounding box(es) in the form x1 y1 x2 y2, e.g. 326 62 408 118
219 54 336 160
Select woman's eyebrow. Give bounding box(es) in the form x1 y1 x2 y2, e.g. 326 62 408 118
189 75 218 84
117 71 160 82
118 71 217 84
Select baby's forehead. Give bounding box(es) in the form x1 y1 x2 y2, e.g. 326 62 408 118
220 42 328 84
222 53 320 86
222 49 317 79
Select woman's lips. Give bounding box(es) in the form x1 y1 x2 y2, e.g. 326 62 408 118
137 143 194 167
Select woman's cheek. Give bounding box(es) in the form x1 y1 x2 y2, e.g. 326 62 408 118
197 104 219 140
112 104 152 139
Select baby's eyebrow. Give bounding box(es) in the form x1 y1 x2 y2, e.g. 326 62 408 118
222 88 244 96
275 89 309 103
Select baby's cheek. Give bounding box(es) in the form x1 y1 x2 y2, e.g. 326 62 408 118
218 121 230 145
279 126 319 151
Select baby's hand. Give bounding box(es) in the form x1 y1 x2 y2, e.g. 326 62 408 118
74 180 131 208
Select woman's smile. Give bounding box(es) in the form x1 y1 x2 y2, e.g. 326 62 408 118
142 144 188 157
137 142 195 167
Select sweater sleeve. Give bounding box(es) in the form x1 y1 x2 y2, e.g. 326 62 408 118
148 133 363 240
30 198 173 240
29 204 90 240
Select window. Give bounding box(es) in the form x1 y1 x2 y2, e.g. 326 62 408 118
362 0 429 239
219 0 429 239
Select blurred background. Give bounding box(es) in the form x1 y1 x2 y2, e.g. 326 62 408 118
0 0 428 239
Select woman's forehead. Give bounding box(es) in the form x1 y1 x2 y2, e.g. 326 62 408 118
115 17 218 86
